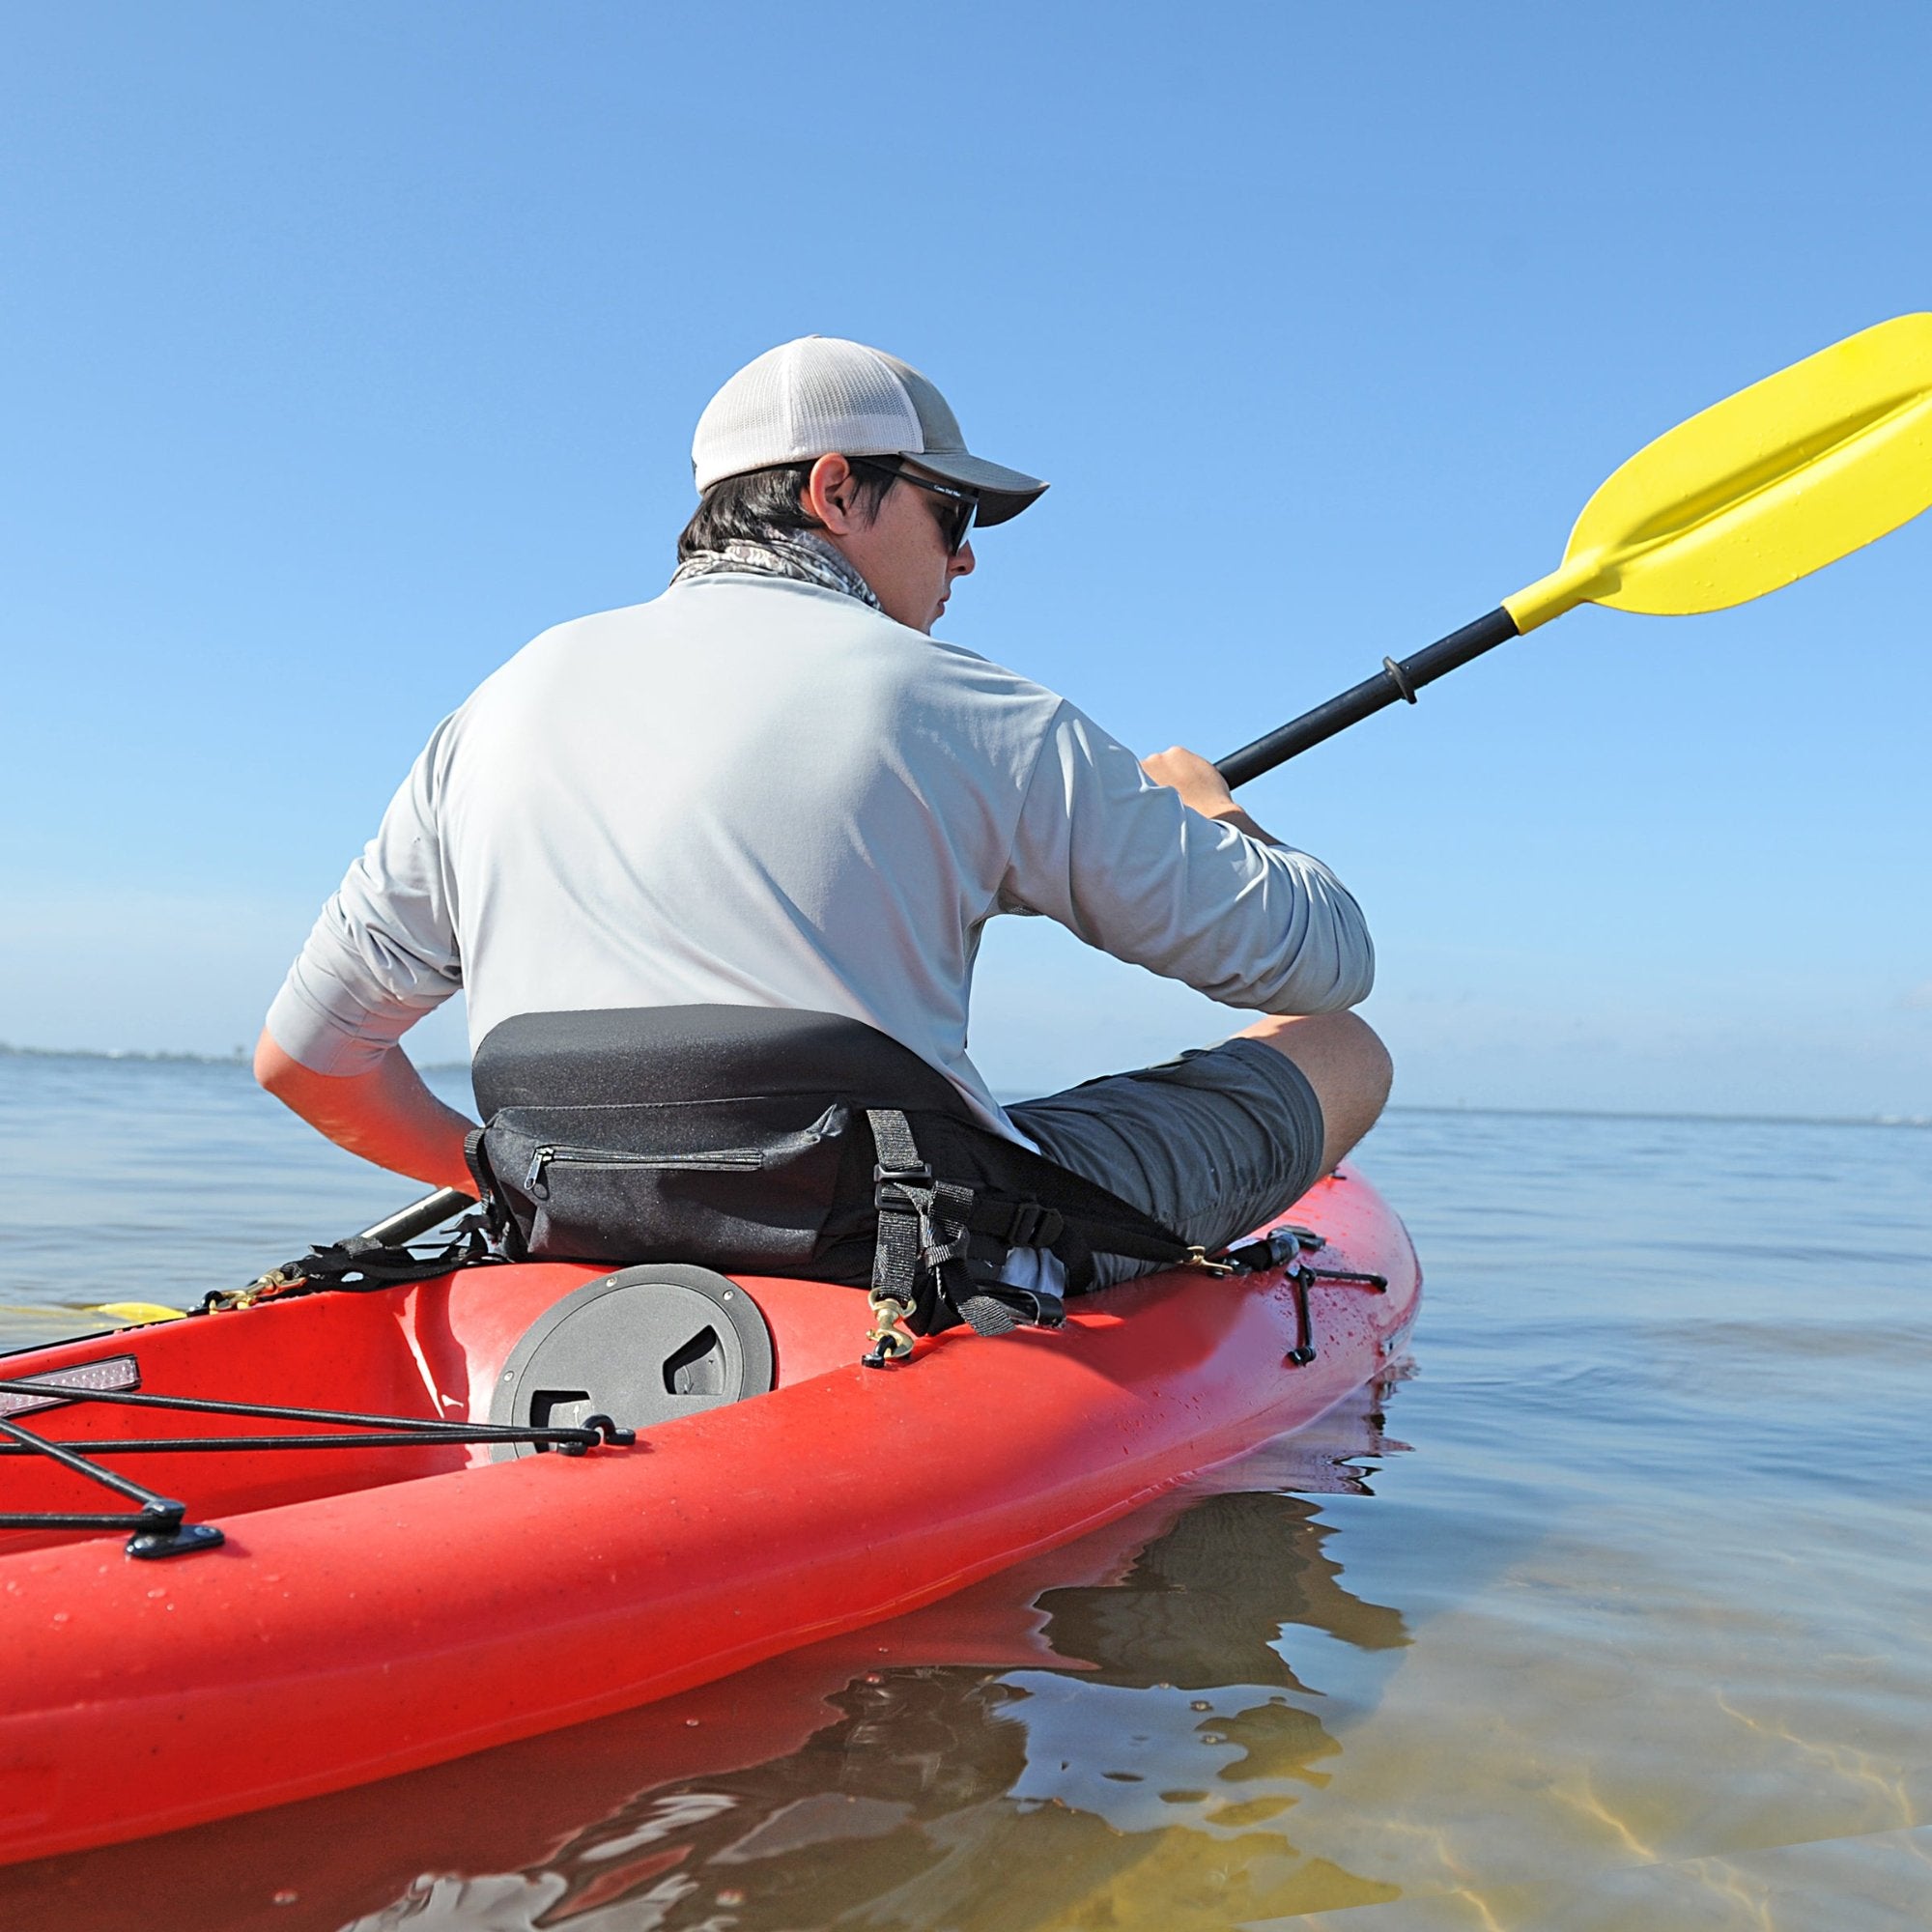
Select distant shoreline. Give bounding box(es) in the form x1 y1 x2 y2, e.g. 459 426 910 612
0 1041 476 1071
3 1042 255 1065
5 1041 1925 1131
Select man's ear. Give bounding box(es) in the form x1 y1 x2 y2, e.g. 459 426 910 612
802 452 861 534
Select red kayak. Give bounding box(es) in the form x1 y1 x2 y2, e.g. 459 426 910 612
0 1166 1417 1866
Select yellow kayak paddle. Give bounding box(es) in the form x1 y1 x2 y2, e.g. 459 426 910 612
1218 313 1932 784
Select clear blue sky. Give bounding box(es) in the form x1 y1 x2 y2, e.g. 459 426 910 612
2 2 1927 1117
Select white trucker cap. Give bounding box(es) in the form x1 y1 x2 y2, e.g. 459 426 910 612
692 336 1049 526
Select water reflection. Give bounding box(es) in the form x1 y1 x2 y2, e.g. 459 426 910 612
1004 1490 1407 1853
1037 1488 1408 1690
345 1386 1411 1931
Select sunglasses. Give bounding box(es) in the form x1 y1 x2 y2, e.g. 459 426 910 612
850 458 979 555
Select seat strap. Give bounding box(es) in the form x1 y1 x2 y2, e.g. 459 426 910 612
205 1217 499 1311
866 1105 926 1350
865 1109 1067 1358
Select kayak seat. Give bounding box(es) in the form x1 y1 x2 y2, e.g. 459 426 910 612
466 1005 1191 1347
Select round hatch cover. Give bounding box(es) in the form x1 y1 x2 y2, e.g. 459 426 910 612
488 1264 774 1460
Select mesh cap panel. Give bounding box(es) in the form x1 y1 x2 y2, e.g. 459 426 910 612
693 339 921 489
691 336 1048 523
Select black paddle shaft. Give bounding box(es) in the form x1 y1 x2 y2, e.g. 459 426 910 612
1215 605 1520 787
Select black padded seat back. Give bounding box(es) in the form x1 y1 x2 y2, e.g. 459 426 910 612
472 1005 970 1119
463 1002 1191 1333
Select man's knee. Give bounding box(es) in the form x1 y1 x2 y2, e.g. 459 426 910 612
1237 1009 1391 1173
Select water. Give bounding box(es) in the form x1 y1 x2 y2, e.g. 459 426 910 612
2 1053 1930 1929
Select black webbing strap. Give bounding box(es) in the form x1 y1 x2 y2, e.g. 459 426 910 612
293 1232 488 1289
952 1124 1194 1280
867 1107 943 1316
965 1196 1064 1248
866 1108 1051 1339
227 1218 497 1307
867 1107 920 1303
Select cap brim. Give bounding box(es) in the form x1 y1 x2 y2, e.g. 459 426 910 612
901 450 1049 527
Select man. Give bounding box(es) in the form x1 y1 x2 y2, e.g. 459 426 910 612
258 336 1390 1283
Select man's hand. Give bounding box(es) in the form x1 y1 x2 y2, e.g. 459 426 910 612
254 1030 478 1192
1141 746 1281 846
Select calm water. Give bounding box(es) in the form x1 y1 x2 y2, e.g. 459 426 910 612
2 1053 1929 1930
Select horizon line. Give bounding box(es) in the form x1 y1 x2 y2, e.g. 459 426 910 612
4 1041 1926 1132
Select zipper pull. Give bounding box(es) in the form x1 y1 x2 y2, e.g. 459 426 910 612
526 1146 555 1199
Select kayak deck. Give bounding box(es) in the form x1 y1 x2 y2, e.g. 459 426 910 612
0 1166 1417 1865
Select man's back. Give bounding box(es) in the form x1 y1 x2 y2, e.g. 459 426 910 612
440 574 1061 1130
270 573 1373 1136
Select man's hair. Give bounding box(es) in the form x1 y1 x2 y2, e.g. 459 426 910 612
676 460 896 561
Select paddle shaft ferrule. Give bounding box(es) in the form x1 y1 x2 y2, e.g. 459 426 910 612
358 1186 476 1247
1215 605 1520 786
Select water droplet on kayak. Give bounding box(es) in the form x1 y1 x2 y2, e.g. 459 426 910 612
271 1890 298 1906
685 1717 700 1727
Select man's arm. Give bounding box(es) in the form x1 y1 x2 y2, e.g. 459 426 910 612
254 1029 476 1193
257 713 477 1180
1004 706 1375 1016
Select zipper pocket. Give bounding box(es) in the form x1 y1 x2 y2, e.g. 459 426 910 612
525 1143 765 1199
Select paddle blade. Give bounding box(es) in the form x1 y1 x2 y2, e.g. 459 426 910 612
1505 314 1932 631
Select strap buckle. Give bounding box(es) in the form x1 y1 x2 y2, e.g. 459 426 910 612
1004 1200 1064 1248
873 1160 933 1208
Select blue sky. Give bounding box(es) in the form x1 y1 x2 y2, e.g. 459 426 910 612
2 2 1927 1117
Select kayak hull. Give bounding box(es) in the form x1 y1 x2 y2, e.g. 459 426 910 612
0 1166 1417 1865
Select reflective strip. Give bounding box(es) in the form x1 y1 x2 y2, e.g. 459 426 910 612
0 1353 141 1419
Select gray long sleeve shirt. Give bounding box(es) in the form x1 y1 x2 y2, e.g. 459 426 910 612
266 576 1374 1138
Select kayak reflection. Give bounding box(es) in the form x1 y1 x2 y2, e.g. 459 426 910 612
351 1382 1413 1932
0 1375 1410 1932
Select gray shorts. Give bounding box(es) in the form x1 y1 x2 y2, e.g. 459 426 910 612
1008 1037 1327 1287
